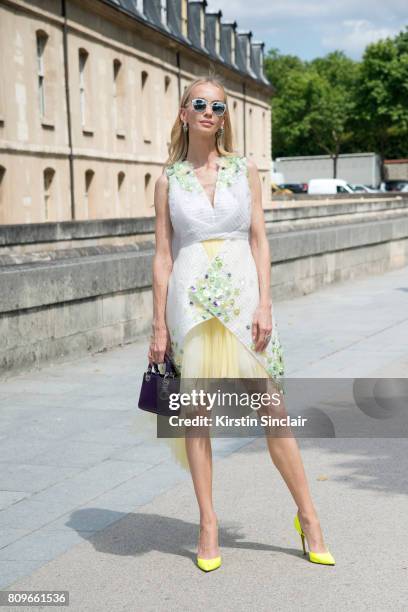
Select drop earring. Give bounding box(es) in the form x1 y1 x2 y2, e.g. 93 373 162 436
217 126 224 137
183 122 188 132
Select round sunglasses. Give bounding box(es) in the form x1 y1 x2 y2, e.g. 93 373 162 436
186 97 227 116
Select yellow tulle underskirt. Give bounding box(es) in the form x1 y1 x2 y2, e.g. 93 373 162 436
145 238 270 472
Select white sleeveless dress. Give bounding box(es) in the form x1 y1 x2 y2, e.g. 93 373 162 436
148 154 285 471
165 154 285 381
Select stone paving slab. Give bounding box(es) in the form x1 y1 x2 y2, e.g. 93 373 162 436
0 264 407 609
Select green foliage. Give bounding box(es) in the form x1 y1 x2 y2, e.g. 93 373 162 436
264 27 408 160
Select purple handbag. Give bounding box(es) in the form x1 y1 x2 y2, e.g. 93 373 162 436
138 353 181 417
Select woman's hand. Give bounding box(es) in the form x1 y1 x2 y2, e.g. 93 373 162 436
251 303 273 352
148 321 171 364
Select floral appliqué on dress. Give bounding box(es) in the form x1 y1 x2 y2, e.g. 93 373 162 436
250 337 285 378
188 254 241 324
166 154 248 193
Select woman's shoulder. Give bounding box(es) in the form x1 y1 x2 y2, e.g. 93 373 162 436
156 169 168 182
245 157 257 169
244 157 260 179
222 152 248 166
162 159 188 179
219 153 249 178
158 159 188 184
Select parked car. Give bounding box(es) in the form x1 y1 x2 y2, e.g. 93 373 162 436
384 180 408 191
280 183 308 193
271 182 293 195
350 183 379 193
308 178 355 195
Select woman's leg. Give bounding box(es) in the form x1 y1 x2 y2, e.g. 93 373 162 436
181 238 224 561
180 335 220 560
258 391 329 554
185 415 219 559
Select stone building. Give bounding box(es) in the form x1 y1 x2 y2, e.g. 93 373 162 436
0 0 274 224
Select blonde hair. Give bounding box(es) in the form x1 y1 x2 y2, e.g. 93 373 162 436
164 74 237 166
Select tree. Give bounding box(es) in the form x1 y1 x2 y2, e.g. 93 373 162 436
265 50 358 175
264 29 408 165
352 27 408 168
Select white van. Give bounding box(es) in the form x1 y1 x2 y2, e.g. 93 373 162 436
308 178 355 195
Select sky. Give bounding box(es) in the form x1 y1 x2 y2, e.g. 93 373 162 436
206 0 407 61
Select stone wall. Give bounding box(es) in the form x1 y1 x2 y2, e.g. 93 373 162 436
1 195 408 378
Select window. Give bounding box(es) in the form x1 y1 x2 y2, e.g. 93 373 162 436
248 107 253 155
231 31 236 64
0 166 5 224
215 20 220 54
164 75 173 146
113 58 125 135
117 172 125 189
36 31 48 118
141 71 152 143
0 66 4 122
117 171 126 215
232 100 238 150
160 0 167 24
145 173 154 209
84 169 95 218
262 111 266 157
79 48 90 129
181 0 188 36
199 9 205 46
43 167 55 221
245 39 250 69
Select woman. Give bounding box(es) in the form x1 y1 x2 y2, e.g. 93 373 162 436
148 75 335 571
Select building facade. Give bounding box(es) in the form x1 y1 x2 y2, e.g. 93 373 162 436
0 0 274 224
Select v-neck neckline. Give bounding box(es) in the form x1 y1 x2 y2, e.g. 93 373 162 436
182 156 224 210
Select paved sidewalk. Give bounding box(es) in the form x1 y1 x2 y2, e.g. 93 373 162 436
1 265 408 610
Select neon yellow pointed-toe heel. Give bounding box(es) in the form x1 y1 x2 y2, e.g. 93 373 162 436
294 514 335 565
196 525 221 572
196 555 222 572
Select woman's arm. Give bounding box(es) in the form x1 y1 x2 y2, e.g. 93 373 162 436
149 169 174 364
247 158 273 352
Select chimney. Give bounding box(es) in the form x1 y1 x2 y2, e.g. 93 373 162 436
188 0 209 52
220 20 238 67
205 10 223 60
